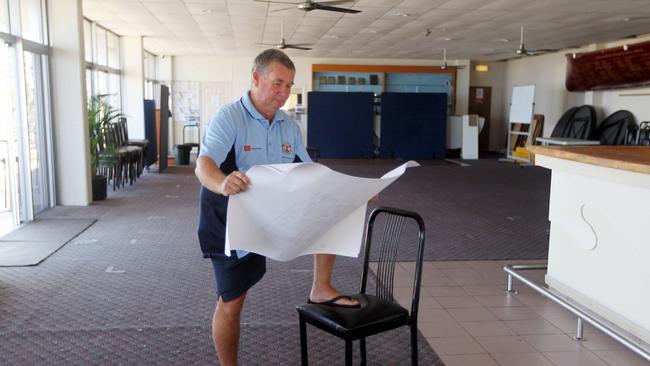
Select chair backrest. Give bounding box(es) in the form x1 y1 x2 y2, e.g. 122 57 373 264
360 207 425 319
118 117 130 141
596 110 636 145
109 120 128 147
564 105 597 139
550 107 578 137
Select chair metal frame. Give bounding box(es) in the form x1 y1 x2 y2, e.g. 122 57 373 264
297 206 426 366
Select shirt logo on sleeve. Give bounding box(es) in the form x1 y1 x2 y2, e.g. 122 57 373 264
244 145 251 151
282 143 292 154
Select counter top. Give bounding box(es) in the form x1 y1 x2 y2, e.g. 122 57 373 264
529 145 650 175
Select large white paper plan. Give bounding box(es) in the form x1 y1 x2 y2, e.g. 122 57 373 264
224 161 419 261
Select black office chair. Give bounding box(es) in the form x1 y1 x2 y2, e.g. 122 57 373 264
296 207 425 366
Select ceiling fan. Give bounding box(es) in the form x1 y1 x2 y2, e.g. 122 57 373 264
258 22 312 50
254 0 361 14
515 25 556 56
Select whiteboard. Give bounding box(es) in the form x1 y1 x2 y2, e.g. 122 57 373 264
509 85 535 124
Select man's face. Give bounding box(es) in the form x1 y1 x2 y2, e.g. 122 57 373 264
252 61 295 114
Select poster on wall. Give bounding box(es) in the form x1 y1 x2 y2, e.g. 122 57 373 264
172 81 200 124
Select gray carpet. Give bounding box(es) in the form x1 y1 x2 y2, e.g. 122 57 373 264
0 218 96 266
324 158 551 261
0 164 443 365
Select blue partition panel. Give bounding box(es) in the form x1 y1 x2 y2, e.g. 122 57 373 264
307 92 374 158
380 92 447 159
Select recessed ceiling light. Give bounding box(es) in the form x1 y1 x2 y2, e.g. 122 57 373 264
325 35 339 39
201 9 214 13
499 38 510 43
396 12 410 17
442 37 452 41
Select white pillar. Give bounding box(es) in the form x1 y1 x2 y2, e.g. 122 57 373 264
48 0 91 205
121 36 145 139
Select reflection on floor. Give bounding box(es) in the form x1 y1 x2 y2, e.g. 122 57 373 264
389 260 649 366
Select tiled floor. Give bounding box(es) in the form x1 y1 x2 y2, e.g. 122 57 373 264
391 260 650 366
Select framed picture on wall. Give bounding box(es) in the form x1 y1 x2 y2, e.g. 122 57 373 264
358 77 366 85
319 76 327 84
348 77 356 85
327 76 336 84
337 76 346 84
369 74 379 85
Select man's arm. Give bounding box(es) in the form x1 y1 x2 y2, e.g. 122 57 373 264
195 156 250 196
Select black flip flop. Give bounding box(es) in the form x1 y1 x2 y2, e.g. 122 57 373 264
307 295 361 309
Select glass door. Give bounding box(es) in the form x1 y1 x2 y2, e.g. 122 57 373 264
0 40 18 236
22 50 52 215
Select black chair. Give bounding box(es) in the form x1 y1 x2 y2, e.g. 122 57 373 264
550 106 578 138
551 105 597 140
296 207 425 366
596 110 637 145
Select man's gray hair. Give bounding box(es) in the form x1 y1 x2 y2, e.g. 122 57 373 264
253 49 295 75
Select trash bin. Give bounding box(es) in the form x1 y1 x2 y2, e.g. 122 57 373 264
175 144 191 165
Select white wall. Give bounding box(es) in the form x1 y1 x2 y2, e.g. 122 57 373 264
174 55 470 113
477 35 650 151
172 55 470 145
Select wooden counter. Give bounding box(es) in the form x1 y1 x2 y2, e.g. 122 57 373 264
529 145 650 175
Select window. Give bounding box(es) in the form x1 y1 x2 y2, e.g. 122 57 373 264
83 19 92 63
107 32 119 69
0 0 53 235
0 0 9 33
19 0 46 44
143 50 157 100
85 20 121 110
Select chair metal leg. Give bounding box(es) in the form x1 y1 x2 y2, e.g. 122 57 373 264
299 315 308 366
345 340 352 366
410 324 418 366
360 338 367 366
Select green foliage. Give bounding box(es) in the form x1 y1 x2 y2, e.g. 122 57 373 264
87 94 122 176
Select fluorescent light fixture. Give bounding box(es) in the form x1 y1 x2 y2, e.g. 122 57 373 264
396 12 410 17
474 64 489 72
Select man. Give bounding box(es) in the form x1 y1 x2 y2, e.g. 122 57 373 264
195 49 359 366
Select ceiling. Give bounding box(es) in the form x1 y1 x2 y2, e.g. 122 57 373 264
82 0 650 61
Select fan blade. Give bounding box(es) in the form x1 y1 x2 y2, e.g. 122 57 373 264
317 0 355 5
312 3 361 13
528 48 557 54
285 45 312 50
253 0 300 4
270 5 298 12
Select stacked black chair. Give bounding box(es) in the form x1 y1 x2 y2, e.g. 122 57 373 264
108 122 143 187
296 207 425 366
551 105 596 140
596 110 637 145
118 117 150 173
550 106 578 138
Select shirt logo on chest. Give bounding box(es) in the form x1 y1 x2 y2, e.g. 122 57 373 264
282 143 292 155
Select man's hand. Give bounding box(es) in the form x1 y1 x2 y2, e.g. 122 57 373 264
219 171 250 196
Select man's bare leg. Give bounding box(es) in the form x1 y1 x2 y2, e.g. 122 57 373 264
213 293 246 366
310 254 359 306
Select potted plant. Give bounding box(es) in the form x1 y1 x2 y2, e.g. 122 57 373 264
88 94 121 201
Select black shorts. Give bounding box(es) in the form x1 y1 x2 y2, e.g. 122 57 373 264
211 253 266 302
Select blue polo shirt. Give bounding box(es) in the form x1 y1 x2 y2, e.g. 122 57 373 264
198 91 311 258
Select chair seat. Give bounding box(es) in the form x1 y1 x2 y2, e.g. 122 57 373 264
116 146 142 154
297 294 408 338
